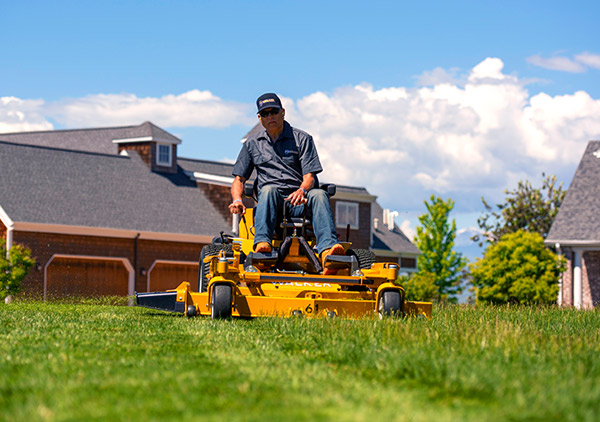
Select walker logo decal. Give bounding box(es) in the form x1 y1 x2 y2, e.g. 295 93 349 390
272 282 333 288
259 98 276 107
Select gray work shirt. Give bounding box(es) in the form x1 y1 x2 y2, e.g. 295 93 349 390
233 121 323 195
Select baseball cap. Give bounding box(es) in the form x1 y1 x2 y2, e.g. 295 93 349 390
256 93 283 113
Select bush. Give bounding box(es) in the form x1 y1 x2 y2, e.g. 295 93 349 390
0 239 35 301
399 272 438 302
470 230 565 305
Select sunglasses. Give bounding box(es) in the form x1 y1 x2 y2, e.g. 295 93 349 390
259 108 281 117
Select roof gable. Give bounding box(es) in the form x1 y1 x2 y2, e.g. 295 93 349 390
547 140 600 244
0 121 180 155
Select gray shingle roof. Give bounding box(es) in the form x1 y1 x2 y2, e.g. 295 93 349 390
0 121 180 155
0 141 229 236
179 157 236 178
371 202 420 254
547 140 600 244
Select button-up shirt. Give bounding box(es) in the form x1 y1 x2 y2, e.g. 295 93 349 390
233 121 323 195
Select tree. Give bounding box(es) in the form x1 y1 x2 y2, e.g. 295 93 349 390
0 240 35 302
470 230 565 305
399 272 438 302
473 173 565 246
414 195 467 302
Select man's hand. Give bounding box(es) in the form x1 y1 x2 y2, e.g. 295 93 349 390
229 199 246 215
286 188 307 206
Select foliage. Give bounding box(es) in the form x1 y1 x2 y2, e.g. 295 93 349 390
0 239 35 301
2 302 600 421
399 272 438 302
414 195 467 302
474 173 565 245
470 230 565 305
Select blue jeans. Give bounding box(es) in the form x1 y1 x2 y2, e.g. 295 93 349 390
253 185 339 254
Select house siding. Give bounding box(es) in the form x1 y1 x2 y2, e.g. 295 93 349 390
118 143 152 166
197 182 234 225
331 199 371 249
0 221 6 242
561 249 574 307
559 248 600 309
14 231 204 297
117 143 178 174
583 251 600 307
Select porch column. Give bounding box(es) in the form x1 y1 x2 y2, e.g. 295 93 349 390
573 249 582 309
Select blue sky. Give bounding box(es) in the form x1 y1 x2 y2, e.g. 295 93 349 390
2 0 600 255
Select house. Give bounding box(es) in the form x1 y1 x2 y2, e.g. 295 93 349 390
546 140 600 309
0 122 419 299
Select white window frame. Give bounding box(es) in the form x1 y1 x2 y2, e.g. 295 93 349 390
335 201 359 229
156 143 172 166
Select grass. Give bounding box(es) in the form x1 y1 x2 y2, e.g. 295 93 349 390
1 301 599 422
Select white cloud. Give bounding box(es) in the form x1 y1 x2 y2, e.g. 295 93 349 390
46 90 254 129
400 219 416 242
527 52 600 72
284 58 600 214
574 52 600 70
416 67 460 86
0 97 53 133
527 54 586 73
2 58 600 226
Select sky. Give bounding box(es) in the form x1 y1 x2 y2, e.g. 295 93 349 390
2 0 599 257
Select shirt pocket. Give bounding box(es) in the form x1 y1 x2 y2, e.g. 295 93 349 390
250 148 272 166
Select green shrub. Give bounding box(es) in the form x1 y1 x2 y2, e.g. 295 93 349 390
399 272 438 302
470 230 565 305
0 239 35 301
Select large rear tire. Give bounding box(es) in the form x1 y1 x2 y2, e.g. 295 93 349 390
198 244 232 293
378 290 402 318
211 284 232 319
347 248 376 269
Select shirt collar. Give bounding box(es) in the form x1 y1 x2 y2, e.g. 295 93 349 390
258 121 292 143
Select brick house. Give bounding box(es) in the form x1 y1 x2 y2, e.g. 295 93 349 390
546 140 600 309
0 122 419 299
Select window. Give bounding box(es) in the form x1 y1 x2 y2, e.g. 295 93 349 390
336 201 359 229
400 257 417 269
157 144 172 166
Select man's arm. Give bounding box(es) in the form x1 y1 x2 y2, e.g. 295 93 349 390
229 175 247 214
287 172 315 206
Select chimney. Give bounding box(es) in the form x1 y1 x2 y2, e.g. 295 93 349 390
386 210 398 231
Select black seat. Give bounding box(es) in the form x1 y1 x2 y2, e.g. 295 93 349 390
243 183 336 242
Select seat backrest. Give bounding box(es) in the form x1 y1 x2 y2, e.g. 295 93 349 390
242 182 336 242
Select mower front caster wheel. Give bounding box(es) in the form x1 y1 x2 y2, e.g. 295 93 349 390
378 290 403 318
211 284 232 319
186 305 197 318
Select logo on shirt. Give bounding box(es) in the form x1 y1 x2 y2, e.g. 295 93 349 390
284 150 299 155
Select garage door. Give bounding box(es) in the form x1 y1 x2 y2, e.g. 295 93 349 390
148 262 199 292
46 257 129 298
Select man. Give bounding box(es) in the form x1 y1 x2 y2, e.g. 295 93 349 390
229 93 344 273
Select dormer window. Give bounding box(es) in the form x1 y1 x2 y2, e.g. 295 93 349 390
157 143 172 166
336 201 359 229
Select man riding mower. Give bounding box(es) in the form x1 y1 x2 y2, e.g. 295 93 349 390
136 183 432 319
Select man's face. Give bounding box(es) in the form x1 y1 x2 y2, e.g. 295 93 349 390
258 107 285 133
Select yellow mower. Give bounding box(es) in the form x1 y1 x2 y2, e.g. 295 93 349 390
136 185 432 319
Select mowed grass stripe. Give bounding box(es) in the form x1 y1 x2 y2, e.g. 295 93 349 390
1 302 599 422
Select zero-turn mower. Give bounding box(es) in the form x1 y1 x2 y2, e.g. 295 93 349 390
136 184 432 319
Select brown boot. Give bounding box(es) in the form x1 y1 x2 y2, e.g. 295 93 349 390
321 244 345 275
254 242 272 253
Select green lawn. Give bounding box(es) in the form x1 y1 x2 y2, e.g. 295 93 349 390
1 301 599 422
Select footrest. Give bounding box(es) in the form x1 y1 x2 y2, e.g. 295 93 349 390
245 251 279 269
324 254 358 270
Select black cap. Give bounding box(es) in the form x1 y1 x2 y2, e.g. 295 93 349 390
256 93 283 113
